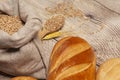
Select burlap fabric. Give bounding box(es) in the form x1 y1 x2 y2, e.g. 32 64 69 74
0 0 47 79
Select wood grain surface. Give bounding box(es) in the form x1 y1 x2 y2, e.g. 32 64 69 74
38 0 120 68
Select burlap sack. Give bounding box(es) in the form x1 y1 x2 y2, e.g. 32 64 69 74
0 0 47 79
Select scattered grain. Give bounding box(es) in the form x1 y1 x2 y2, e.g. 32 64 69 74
46 2 85 18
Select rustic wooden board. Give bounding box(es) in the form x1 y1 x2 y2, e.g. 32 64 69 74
38 0 120 68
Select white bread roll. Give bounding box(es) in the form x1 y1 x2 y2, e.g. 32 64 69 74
97 58 120 80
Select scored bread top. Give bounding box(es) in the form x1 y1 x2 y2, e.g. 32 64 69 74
48 37 96 80
0 14 23 35
49 37 92 73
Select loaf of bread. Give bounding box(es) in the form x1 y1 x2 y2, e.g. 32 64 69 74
96 58 120 80
11 76 37 80
47 36 96 80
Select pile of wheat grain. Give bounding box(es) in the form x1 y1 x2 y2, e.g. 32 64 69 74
0 14 23 35
44 15 65 32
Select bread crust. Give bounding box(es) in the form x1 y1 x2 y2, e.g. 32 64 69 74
47 36 96 80
11 76 37 80
96 58 120 80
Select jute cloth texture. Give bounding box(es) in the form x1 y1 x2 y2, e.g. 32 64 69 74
0 0 48 79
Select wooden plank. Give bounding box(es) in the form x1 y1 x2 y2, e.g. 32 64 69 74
95 0 120 14
39 0 120 66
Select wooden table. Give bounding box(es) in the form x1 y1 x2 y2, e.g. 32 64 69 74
39 0 120 69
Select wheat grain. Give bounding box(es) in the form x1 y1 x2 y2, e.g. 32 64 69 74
0 14 23 35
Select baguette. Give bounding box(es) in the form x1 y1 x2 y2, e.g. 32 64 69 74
47 36 96 80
